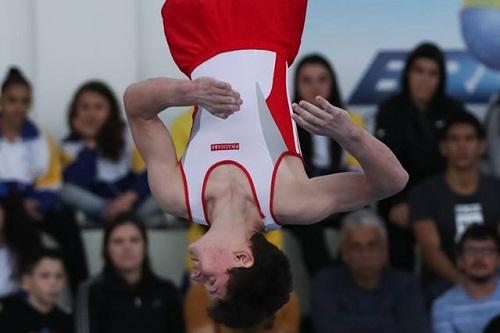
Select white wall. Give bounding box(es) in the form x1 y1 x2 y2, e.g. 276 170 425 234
0 0 183 140
0 0 35 85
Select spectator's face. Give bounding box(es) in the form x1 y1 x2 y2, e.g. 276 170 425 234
408 57 440 106
23 258 66 308
107 223 145 274
297 63 332 105
0 84 31 128
440 123 484 170
342 226 387 280
459 239 498 282
73 91 110 139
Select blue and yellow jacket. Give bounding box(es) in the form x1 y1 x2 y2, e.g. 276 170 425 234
60 132 150 201
0 120 61 213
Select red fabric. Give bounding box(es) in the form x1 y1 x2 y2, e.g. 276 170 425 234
266 55 298 154
162 0 308 76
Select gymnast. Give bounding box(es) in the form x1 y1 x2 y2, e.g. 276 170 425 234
123 0 408 328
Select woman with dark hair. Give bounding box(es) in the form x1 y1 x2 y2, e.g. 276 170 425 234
76 213 185 333
0 195 42 298
60 81 160 223
0 67 88 295
375 42 468 271
287 54 366 276
293 54 365 176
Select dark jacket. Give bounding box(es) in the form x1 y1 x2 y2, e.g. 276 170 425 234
297 126 344 176
375 93 466 216
311 264 431 333
0 295 73 333
76 271 185 333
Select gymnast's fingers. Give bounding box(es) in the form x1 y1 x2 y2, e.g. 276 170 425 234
315 96 341 116
292 113 320 135
298 100 331 121
292 103 324 127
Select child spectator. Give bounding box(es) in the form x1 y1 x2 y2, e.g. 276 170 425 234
0 67 88 294
0 248 73 333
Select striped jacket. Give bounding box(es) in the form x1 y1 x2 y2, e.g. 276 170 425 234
60 132 150 200
0 120 61 212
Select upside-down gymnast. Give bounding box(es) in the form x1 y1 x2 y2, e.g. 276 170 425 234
123 0 408 328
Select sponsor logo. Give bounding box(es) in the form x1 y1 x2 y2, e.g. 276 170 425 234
211 143 240 151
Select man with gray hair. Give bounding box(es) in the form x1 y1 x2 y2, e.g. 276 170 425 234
311 209 430 333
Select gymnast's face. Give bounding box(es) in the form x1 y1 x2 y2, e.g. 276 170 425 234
297 63 332 105
188 238 254 300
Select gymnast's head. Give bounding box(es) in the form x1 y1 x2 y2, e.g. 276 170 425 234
188 227 292 328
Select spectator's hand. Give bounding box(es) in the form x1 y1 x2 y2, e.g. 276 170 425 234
194 77 242 119
23 199 43 222
103 191 138 221
388 202 410 228
292 96 354 142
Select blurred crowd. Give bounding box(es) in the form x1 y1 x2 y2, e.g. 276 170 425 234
0 42 499 333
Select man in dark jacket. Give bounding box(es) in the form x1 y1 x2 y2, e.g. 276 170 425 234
375 42 468 271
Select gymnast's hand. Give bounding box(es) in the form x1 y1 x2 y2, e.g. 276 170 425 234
193 77 243 119
292 96 354 143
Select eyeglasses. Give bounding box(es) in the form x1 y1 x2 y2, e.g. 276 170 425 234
462 247 498 256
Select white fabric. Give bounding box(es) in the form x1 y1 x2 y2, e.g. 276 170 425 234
183 50 298 231
0 135 50 185
311 134 331 169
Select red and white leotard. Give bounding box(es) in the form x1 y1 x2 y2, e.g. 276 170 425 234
162 0 307 231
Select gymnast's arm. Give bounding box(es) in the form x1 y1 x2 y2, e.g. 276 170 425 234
123 77 242 217
279 96 409 224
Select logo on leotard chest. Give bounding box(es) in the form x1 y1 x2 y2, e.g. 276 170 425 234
210 143 240 151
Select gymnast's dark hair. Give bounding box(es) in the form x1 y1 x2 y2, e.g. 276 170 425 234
1 67 32 94
68 81 125 161
208 233 292 328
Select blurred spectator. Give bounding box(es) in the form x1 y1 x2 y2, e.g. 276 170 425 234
432 224 500 333
0 196 42 298
375 42 467 271
484 315 500 333
184 282 300 333
0 67 88 294
485 92 500 177
311 210 430 333
60 81 160 223
410 112 500 302
287 54 365 276
293 54 363 177
76 213 184 333
184 223 300 333
0 248 73 333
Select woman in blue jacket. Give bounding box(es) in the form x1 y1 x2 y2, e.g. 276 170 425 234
61 81 160 223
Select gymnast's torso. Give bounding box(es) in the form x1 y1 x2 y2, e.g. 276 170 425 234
162 0 308 230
